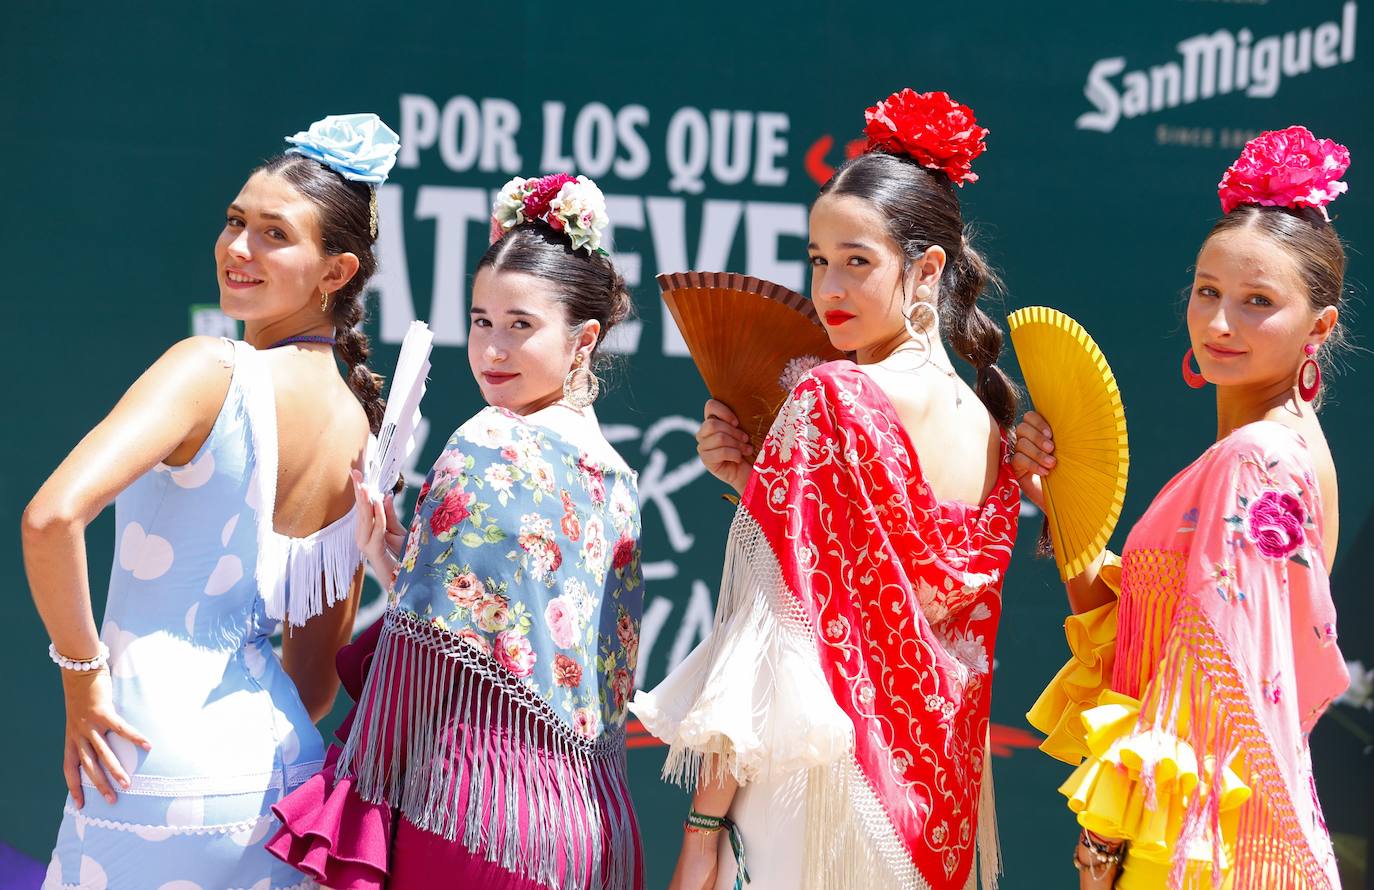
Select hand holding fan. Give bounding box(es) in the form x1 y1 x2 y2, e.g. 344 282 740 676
1007 307 1129 581
658 272 846 451
363 320 434 501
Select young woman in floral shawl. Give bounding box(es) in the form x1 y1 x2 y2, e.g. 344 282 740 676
1021 128 1352 889
630 90 1021 890
267 174 646 890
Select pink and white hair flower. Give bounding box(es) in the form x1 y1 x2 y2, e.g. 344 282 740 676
1218 126 1351 219
491 173 610 253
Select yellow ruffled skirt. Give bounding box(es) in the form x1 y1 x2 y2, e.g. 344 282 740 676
1027 557 1254 889
1060 689 1251 888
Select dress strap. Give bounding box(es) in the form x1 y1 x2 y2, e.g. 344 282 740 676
231 342 287 619
233 341 361 626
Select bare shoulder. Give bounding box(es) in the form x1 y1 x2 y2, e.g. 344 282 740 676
129 336 234 417
159 337 234 370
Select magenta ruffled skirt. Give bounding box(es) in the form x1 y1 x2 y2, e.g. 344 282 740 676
266 620 643 890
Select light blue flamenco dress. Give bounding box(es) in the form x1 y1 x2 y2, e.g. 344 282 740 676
43 339 362 890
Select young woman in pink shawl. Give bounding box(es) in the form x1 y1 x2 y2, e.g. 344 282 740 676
1020 127 1353 889
631 89 1021 890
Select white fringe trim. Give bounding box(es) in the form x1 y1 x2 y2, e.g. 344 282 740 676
977 732 1001 890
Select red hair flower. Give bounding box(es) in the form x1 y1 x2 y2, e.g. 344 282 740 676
864 89 988 186
1218 126 1350 218
522 173 576 220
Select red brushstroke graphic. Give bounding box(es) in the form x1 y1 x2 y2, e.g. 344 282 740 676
804 135 868 186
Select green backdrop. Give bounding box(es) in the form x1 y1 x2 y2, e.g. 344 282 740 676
4 3 1372 887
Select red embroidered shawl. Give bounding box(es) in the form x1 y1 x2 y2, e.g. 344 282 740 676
743 363 1020 888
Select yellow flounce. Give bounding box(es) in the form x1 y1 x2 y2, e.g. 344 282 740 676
1026 553 1122 764
1058 689 1252 888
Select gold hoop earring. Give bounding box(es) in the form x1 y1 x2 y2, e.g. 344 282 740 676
562 354 600 408
320 290 331 313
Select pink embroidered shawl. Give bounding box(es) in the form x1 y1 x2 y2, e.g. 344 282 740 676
1115 421 1349 888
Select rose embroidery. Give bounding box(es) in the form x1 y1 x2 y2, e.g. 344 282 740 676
572 706 601 740
616 605 637 649
474 595 513 633
445 572 486 609
552 654 582 688
1244 489 1305 559
544 596 577 649
494 629 536 678
613 534 636 570
610 667 633 710
429 489 473 537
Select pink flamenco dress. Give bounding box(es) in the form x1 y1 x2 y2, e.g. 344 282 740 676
1028 422 1350 889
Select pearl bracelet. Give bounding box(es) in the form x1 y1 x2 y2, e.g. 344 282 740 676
48 642 110 672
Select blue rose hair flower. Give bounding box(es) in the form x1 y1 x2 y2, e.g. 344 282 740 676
285 113 401 185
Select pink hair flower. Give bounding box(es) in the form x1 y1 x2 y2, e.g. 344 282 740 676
1218 126 1351 218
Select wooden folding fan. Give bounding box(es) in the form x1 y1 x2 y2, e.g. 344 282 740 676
1007 307 1130 582
658 272 846 452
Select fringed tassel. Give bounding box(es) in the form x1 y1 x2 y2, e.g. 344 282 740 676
800 757 921 889
336 608 638 890
279 514 363 626
976 734 1001 890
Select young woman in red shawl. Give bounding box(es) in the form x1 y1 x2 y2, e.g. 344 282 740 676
630 89 1021 890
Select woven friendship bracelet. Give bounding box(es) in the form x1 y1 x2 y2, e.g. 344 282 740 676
684 811 751 889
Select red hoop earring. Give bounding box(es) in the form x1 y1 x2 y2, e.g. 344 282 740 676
1182 348 1207 389
1298 344 1321 402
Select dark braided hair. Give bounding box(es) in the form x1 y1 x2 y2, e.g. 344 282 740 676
819 150 1020 427
257 153 385 432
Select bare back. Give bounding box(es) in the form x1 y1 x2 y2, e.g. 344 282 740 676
162 342 367 538
859 364 1002 506
261 347 370 537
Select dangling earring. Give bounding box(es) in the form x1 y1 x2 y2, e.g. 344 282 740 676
902 284 936 341
1298 344 1322 402
562 353 600 409
1182 348 1207 389
320 290 331 313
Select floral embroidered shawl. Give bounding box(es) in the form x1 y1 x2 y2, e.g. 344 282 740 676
336 407 644 888
645 363 1020 889
1114 421 1348 888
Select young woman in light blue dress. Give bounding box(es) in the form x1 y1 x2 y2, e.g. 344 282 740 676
22 114 399 890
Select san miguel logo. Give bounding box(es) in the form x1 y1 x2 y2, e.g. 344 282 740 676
1077 2 1357 133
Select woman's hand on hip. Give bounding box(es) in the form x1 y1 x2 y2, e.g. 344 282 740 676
61 669 150 808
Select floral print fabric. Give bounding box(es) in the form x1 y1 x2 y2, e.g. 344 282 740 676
393 407 643 739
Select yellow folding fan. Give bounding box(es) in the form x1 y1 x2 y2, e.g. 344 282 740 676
659 271 846 452
1006 307 1130 581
